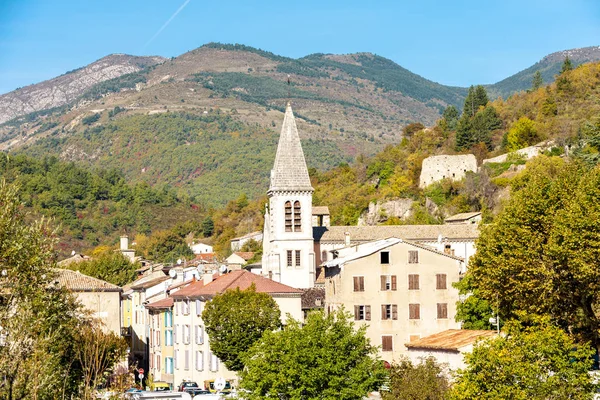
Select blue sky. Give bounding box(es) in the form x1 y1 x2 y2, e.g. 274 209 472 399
1 0 599 95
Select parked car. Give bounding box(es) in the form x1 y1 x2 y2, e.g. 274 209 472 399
178 381 199 392
152 381 171 391
184 388 211 396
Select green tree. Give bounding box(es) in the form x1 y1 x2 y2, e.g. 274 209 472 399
383 357 450 400
240 309 386 400
451 319 594 399
201 215 214 237
402 122 426 138
456 105 501 151
463 85 489 118
442 105 460 130
202 284 281 371
506 116 541 151
65 250 138 286
561 55 573 73
531 70 543 90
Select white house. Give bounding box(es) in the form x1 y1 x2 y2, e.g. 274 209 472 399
190 242 213 255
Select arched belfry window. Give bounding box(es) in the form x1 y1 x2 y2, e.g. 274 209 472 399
285 201 292 232
284 200 302 232
294 201 302 232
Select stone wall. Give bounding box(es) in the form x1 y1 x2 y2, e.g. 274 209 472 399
358 199 414 226
419 154 478 188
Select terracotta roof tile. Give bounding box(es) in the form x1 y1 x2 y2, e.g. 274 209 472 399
405 329 497 351
130 275 170 290
172 270 302 299
233 252 254 261
301 288 325 309
312 206 330 215
55 269 121 292
313 225 480 243
145 297 174 310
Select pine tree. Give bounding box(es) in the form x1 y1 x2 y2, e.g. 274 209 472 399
463 85 489 118
531 71 543 90
560 55 573 74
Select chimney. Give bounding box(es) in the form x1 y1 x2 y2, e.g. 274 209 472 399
120 235 129 251
444 244 452 255
344 232 350 246
203 271 215 285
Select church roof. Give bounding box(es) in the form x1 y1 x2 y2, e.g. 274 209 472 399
268 103 313 193
313 224 480 243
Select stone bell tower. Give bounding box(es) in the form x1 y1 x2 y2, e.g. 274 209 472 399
261 103 315 288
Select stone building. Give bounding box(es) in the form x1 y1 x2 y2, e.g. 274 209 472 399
419 154 478 188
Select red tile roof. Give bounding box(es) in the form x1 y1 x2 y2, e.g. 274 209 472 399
172 270 302 299
146 297 174 310
233 252 254 261
405 329 497 351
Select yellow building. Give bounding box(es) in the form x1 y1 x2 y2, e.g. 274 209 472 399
146 298 174 388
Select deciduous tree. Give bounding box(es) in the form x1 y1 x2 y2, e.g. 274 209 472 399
383 357 450 400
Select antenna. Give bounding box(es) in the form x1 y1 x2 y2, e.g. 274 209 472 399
169 269 177 279
219 264 228 274
177 258 182 265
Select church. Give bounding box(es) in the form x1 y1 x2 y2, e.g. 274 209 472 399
261 103 480 291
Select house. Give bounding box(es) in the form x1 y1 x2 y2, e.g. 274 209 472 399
146 297 175 387
170 270 303 388
55 269 122 335
444 212 482 225
259 103 480 291
405 329 497 370
190 242 213 255
323 237 465 363
230 231 263 251
225 252 254 266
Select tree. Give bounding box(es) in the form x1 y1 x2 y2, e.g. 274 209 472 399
456 105 501 151
561 55 573 74
383 357 450 400
202 284 281 371
531 70 543 90
240 309 386 400
463 85 489 118
451 319 594 399
65 249 137 286
402 122 426 138
201 215 214 237
442 105 459 130
506 117 541 151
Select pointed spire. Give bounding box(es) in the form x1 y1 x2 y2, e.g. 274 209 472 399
268 103 313 193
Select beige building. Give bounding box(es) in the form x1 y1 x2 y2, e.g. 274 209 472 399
55 269 122 334
170 270 303 389
323 238 465 363
146 297 175 387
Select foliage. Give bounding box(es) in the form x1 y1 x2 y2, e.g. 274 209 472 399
462 85 489 118
506 116 541 151
453 275 495 330
239 238 263 265
202 284 281 371
382 357 450 400
82 113 101 125
79 70 147 101
456 102 502 151
451 319 595 399
201 215 214 237
64 250 138 286
240 309 386 400
442 105 460 130
531 70 543 90
135 228 193 263
402 122 425 137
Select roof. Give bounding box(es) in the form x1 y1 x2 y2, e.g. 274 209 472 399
301 288 325 309
231 252 254 261
405 329 497 351
313 224 480 244
230 231 262 241
130 275 170 290
57 253 91 267
268 103 313 193
54 269 121 292
312 206 330 215
145 297 174 310
172 270 302 299
444 212 481 223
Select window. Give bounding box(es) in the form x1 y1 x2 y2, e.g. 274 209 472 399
293 201 301 231
409 304 421 320
165 310 172 327
184 350 190 370
437 303 448 319
156 355 160 372
195 325 204 344
321 250 328 262
285 201 292 232
408 250 419 264
380 275 397 291
380 251 390 264
166 357 174 374
287 250 293 267
174 350 179 369
184 325 190 344
354 305 371 321
165 330 173 346
436 274 447 290
155 330 160 346
382 335 393 352
174 325 179 344
196 351 204 371
210 352 219 372
196 299 201 316
295 250 301 267
183 300 190 315
353 276 365 292
408 274 420 290
381 304 398 320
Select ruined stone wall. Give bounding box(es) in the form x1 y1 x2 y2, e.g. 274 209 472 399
419 154 477 188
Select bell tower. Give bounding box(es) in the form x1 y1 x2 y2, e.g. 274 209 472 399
262 103 315 288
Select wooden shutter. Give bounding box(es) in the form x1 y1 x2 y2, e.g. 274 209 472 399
409 250 419 263
381 304 387 320
354 305 360 320
409 274 419 290
409 304 420 320
436 274 447 290
392 304 398 320
380 275 387 291
391 275 397 291
437 303 448 319
382 335 393 352
365 305 371 321
359 276 365 292
353 277 359 292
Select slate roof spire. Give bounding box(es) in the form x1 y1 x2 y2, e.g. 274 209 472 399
268 102 313 193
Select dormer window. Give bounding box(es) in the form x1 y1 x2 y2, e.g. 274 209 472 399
284 200 302 232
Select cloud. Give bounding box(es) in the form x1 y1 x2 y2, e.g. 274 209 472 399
144 0 191 49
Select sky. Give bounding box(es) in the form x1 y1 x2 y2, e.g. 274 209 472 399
0 0 599 95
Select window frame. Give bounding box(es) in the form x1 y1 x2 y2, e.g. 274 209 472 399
353 276 365 292
408 274 420 290
436 274 447 290
408 250 419 264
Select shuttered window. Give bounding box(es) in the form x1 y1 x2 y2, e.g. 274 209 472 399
285 201 292 232
437 303 448 319
408 250 419 264
409 304 421 320
380 275 397 291
295 250 301 267
408 274 419 290
381 304 398 320
293 201 302 232
287 250 293 267
353 305 371 321
382 335 393 352
436 274 447 290
353 276 365 292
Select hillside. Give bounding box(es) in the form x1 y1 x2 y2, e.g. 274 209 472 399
0 54 166 124
488 46 600 98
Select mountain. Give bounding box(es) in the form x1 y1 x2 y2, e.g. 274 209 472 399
0 54 166 124
488 46 600 98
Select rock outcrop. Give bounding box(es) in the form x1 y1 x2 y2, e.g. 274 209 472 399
358 198 414 226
